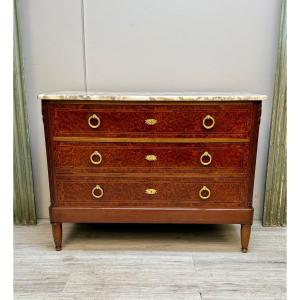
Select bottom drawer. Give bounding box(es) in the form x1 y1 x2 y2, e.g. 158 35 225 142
55 176 248 208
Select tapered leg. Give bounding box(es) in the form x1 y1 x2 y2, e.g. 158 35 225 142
241 224 251 253
52 223 62 251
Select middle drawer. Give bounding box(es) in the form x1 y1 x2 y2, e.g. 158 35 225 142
53 142 250 173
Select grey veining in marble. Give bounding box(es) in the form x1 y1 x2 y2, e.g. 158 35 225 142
38 91 267 101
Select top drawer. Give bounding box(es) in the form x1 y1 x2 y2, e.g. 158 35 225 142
44 102 254 139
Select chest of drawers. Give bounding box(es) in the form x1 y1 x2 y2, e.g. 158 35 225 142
40 92 265 252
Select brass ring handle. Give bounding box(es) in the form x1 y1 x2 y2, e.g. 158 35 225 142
202 115 215 130
145 154 157 161
88 114 101 129
92 185 104 199
145 119 157 125
200 151 212 166
90 151 102 165
145 188 157 195
199 186 211 200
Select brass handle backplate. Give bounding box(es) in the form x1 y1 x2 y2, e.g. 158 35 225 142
145 119 157 125
92 185 104 199
202 115 215 130
145 188 157 195
90 151 102 165
199 186 211 200
200 151 212 166
145 154 157 161
88 114 101 129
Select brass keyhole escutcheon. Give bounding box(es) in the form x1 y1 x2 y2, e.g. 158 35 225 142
145 154 157 161
145 119 157 126
145 188 157 195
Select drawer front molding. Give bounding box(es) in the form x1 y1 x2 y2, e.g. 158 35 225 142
49 104 253 138
55 176 247 208
53 142 250 173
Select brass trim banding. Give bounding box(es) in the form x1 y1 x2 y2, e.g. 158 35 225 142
53 137 250 143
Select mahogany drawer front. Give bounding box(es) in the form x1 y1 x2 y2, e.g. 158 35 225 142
47 103 254 138
55 176 248 208
53 142 250 173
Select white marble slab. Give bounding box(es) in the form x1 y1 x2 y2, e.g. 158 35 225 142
38 91 267 101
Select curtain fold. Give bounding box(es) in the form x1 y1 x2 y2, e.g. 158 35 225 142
13 0 37 225
263 0 286 226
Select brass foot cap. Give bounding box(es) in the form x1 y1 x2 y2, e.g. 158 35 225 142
241 248 248 253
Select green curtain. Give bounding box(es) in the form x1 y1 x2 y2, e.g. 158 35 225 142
263 0 286 226
13 0 37 225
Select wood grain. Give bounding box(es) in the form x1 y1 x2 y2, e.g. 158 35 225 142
241 224 251 253
51 223 62 251
54 176 248 208
50 207 253 225
47 102 254 138
53 142 250 173
42 100 262 251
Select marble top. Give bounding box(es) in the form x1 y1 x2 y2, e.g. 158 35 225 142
38 91 267 101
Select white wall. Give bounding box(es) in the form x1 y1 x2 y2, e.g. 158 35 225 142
18 0 282 219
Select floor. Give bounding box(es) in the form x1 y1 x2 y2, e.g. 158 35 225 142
14 220 286 300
